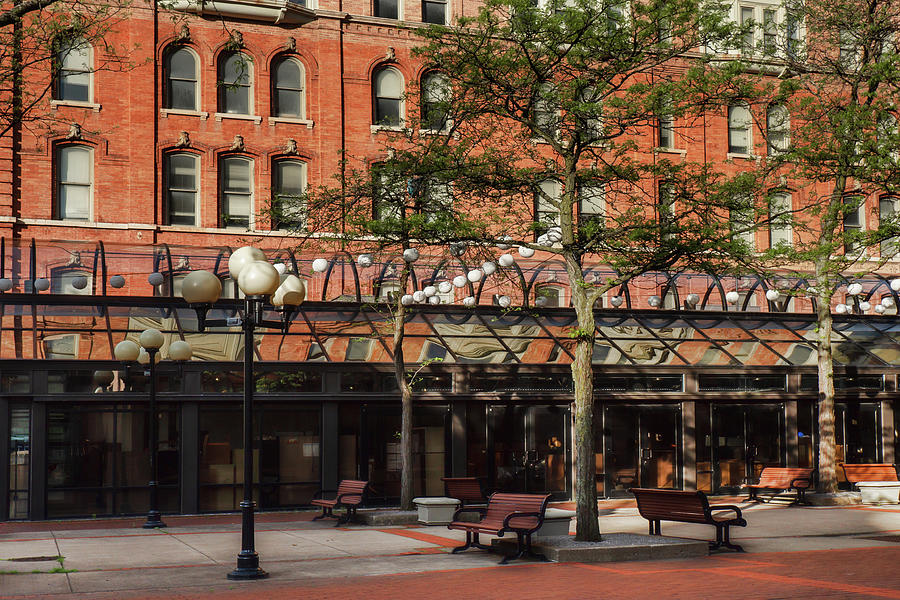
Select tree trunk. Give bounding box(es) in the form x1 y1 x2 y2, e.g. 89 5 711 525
816 289 838 493
570 281 600 541
394 264 414 511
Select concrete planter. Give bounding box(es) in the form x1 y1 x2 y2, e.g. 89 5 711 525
856 481 900 505
413 497 461 524
535 508 576 538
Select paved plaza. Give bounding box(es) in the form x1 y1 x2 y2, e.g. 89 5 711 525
3 501 900 599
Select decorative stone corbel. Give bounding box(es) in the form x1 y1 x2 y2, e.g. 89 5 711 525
177 24 191 42
176 131 191 147
65 122 82 140
284 138 298 155
231 135 245 151
229 30 244 48
286 37 296 52
385 46 395 61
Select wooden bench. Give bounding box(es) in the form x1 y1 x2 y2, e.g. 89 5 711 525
311 479 368 526
441 477 488 507
447 492 551 564
747 467 813 505
842 464 899 489
631 488 747 552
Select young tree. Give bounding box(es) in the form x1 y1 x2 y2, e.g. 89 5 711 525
732 0 900 493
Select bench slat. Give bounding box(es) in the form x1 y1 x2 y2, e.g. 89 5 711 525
842 464 899 484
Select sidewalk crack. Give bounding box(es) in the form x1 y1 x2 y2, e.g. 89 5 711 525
51 531 73 593
165 531 221 565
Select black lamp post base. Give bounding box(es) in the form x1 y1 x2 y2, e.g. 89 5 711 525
227 553 268 580
143 511 166 529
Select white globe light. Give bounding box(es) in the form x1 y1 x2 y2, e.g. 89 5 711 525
497 236 512 250
229 246 266 280
726 291 740 305
449 242 466 257
497 295 511 308
518 246 535 258
610 295 624 308
482 261 497 276
93 370 115 386
181 270 222 304
357 254 374 268
137 348 160 365
648 295 662 307
424 285 437 297
848 283 863 296
71 276 88 290
148 272 165 287
860 301 872 311
892 279 900 292
274 275 306 306
835 304 848 314
876 304 887 314
401 294 414 305
312 258 329 273
498 254 515 268
467 269 483 283
535 296 548 307
807 286 817 296
139 328 165 350
883 297 896 308
453 275 467 288
428 296 441 305
168 340 193 361
108 275 125 289
273 262 287 275
413 290 426 302
537 235 550 247
403 248 420 262
686 293 700 305
766 289 781 302
238 261 280 296
438 281 453 294
463 296 476 308
0 278 11 292
113 339 140 362
546 228 562 243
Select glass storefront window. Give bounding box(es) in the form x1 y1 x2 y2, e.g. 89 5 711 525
594 375 683 392
698 374 786 392
8 406 30 519
1 372 30 394
800 374 884 391
470 374 571 392
254 370 323 393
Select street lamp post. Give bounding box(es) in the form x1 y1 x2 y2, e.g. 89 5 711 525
181 246 305 580
115 332 193 529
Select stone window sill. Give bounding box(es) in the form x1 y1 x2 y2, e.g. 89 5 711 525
161 108 209 120
214 113 263 124
50 100 101 112
269 116 314 128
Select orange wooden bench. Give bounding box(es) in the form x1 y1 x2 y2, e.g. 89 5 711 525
447 492 551 564
746 467 813 505
441 477 488 507
842 464 899 488
631 488 747 552
311 479 368 526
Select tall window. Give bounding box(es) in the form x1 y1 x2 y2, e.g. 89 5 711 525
769 192 792 247
762 8 777 54
375 0 398 19
766 104 790 155
658 180 675 239
657 95 675 149
739 6 755 53
56 39 92 102
220 156 253 229
56 146 92 221
272 160 307 230
373 67 403 126
219 52 252 115
839 28 860 69
53 271 92 295
728 103 752 155
786 10 802 57
843 194 865 253
579 184 605 231
165 46 198 110
416 178 453 222
272 57 305 118
880 195 900 258
373 165 404 220
166 153 199 226
576 87 602 143
422 0 446 24
731 193 755 248
421 72 449 131
535 179 561 227
532 84 556 139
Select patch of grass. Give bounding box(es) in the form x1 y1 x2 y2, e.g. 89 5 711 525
0 570 21 575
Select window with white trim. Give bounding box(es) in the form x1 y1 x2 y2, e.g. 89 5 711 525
165 46 198 111
769 192 792 247
728 103 752 155
421 72 450 131
657 95 675 149
766 104 790 155
220 156 253 229
579 184 604 229
52 271 92 295
532 83 557 139
535 179 561 227
731 193 756 248
272 159 307 230
56 39 92 102
422 0 446 24
843 194 865 253
165 153 199 226
375 0 399 19
373 67 403 126
272 57 305 118
56 145 92 221
219 52 252 115
840 28 861 70
879 195 900 258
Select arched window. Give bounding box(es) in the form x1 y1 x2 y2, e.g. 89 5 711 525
219 52 252 115
56 39 92 102
880 195 900 257
220 156 254 229
767 104 790 155
165 46 199 110
728 103 752 155
420 72 449 131
56 145 92 221
373 67 403 126
272 57 305 118
272 159 307 230
165 152 199 226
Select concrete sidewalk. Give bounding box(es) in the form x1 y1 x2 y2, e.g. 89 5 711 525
3 501 900 599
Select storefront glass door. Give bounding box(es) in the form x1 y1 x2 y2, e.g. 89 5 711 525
712 404 784 492
602 405 680 497
488 405 568 498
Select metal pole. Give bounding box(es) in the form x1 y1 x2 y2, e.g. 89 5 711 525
228 296 267 580
144 349 165 528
